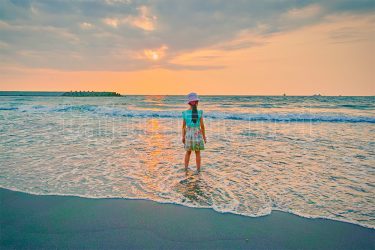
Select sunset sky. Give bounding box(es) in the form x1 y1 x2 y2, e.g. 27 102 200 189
0 0 374 95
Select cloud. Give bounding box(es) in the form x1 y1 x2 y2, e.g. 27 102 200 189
103 17 120 27
80 22 94 30
330 26 368 43
142 45 168 61
105 0 132 5
326 14 375 44
124 5 156 31
102 5 156 30
0 40 8 48
283 4 322 20
0 0 374 72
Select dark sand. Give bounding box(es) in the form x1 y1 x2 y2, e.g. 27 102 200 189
1 188 374 249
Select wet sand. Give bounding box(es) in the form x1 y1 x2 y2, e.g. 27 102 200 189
1 188 374 249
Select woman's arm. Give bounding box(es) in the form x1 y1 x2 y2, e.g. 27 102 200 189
182 119 186 144
200 116 207 143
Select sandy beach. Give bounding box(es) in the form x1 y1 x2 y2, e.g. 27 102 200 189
1 187 374 249
2 0 374 248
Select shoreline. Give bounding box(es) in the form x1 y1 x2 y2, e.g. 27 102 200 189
1 187 374 249
1 185 373 230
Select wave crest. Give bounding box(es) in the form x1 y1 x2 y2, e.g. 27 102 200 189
2 104 375 123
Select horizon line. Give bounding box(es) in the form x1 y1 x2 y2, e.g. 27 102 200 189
0 91 374 97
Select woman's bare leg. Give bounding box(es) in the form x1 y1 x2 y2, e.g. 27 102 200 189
195 150 201 171
184 151 192 169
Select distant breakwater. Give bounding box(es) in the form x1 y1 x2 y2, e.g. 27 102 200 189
62 91 122 97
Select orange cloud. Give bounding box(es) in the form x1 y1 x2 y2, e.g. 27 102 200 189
103 18 120 28
102 5 156 31
124 5 157 31
143 45 168 61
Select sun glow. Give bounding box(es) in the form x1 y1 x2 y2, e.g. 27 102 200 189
152 52 159 60
143 45 168 61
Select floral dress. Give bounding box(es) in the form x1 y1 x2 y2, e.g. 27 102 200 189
182 109 205 151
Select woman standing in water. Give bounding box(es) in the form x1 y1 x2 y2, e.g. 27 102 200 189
182 93 207 171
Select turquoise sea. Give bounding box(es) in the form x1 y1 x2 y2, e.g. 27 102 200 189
0 93 374 228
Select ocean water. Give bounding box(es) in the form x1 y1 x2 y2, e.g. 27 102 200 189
0 95 374 228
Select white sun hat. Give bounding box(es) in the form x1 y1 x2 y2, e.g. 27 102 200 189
187 92 199 104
